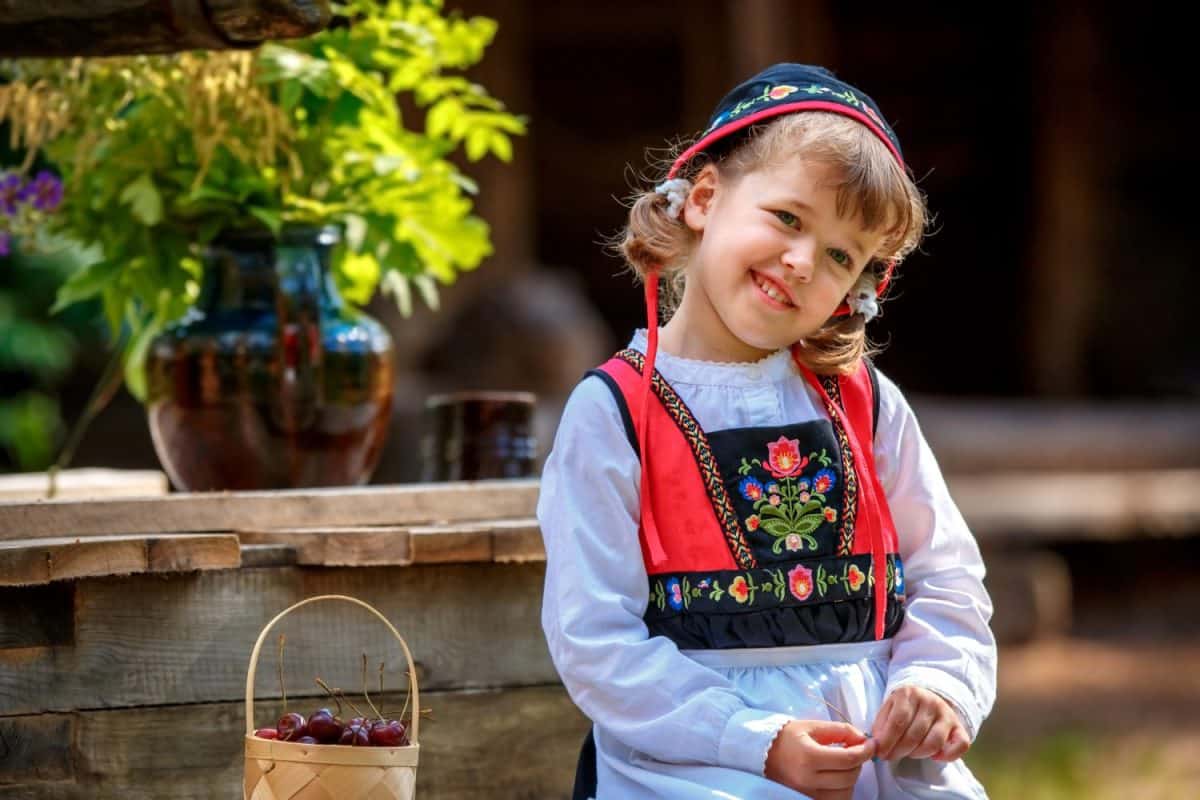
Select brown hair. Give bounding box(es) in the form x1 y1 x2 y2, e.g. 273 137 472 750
616 112 928 374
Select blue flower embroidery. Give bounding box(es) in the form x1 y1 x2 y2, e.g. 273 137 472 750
739 476 765 501
894 558 905 596
813 468 837 494
666 577 684 610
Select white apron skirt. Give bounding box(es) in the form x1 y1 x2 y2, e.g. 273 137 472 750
590 640 988 799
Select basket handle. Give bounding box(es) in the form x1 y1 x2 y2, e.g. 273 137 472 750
244 594 420 744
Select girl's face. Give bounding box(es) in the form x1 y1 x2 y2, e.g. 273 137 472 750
669 157 885 363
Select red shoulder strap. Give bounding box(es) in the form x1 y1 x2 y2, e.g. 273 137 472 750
595 356 740 574
795 353 899 639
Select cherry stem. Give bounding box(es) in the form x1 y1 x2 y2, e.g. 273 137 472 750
332 686 366 719
378 661 386 719
278 634 288 714
315 677 342 718
362 653 383 721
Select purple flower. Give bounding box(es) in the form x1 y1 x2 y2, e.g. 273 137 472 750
0 173 23 216
20 171 63 213
0 231 10 256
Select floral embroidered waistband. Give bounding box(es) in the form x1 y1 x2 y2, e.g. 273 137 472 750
646 553 904 619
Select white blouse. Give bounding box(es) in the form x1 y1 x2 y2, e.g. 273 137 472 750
538 330 996 777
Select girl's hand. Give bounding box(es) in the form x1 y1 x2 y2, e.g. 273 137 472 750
764 719 875 800
871 685 970 762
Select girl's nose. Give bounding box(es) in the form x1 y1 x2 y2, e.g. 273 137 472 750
781 238 816 281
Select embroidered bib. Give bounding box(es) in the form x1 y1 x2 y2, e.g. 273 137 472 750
588 350 906 649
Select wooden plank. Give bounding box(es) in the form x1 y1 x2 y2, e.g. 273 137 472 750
0 0 331 57
0 684 586 799
0 479 539 541
0 534 241 587
407 524 492 565
950 469 1200 540
237 519 545 568
0 562 556 716
239 543 298 568
0 584 75 649
0 469 167 502
491 518 546 563
0 713 74 784
237 526 411 566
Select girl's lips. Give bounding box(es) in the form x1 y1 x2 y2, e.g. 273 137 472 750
750 270 796 309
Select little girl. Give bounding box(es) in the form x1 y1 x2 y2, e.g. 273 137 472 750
538 63 996 800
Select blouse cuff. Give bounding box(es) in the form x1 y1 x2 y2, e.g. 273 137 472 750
718 709 795 775
885 666 983 741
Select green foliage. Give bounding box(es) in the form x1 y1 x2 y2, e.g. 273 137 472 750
0 0 525 399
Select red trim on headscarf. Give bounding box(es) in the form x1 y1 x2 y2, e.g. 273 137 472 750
668 100 905 179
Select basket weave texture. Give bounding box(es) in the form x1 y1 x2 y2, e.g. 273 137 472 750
242 595 421 800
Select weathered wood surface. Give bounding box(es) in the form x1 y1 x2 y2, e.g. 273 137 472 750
0 469 167 502
0 533 241 586
0 562 556 716
0 0 330 57
5 469 1197 547
0 684 589 799
0 479 539 541
948 469 1200 539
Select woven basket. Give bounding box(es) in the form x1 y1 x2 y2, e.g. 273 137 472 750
243 594 420 800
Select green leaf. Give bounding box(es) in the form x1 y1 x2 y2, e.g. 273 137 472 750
123 312 166 403
50 259 123 313
119 174 164 226
762 519 792 537
248 207 283 235
381 271 412 317
489 132 512 162
412 273 439 311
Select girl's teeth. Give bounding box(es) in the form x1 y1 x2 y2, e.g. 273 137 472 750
757 277 789 305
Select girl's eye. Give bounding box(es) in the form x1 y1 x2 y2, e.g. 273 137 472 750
828 249 852 267
773 210 798 227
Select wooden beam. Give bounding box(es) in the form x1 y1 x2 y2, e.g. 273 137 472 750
0 469 167 502
0 562 556 716
0 534 241 587
950 469 1200 541
0 0 331 57
0 479 539 541
0 685 588 799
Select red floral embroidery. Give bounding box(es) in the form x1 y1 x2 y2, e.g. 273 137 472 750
746 515 761 531
847 564 865 591
766 436 808 478
788 564 814 601
730 576 751 603
824 507 838 523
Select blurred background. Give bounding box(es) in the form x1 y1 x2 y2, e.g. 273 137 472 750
2 1 1198 797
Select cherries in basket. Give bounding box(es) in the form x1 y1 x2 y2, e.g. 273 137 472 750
253 637 413 747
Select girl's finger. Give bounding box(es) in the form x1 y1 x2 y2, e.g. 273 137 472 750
910 718 953 760
885 707 934 761
933 726 971 761
806 720 870 748
870 694 907 756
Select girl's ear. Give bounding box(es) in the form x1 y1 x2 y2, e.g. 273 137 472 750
682 164 719 233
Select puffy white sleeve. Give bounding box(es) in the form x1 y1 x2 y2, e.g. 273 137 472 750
538 376 794 772
872 369 998 739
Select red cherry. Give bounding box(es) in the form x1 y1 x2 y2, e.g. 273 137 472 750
369 719 408 747
308 708 343 744
276 712 307 742
338 722 370 746
254 727 279 740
